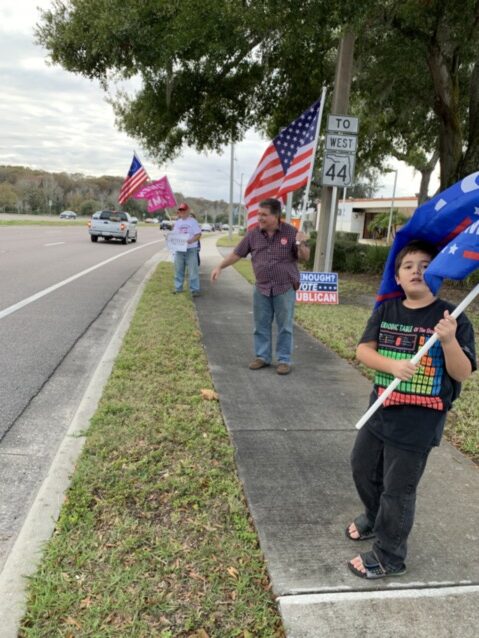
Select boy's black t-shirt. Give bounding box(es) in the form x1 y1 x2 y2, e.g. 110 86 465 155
360 298 476 452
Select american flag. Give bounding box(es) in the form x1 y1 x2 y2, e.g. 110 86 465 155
244 98 323 229
118 153 149 204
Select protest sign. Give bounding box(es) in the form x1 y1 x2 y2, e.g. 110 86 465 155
296 272 338 304
166 232 188 253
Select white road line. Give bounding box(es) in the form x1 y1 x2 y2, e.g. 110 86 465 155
44 242 65 247
0 239 163 321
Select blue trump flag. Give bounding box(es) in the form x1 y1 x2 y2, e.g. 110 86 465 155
424 219 479 294
376 171 479 307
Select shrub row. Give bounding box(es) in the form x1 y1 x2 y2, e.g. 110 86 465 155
306 233 389 274
305 233 479 287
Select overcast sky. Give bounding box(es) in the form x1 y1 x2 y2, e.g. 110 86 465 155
0 1 434 203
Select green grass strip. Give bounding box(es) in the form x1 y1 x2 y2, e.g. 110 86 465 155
0 219 87 226
20 263 283 638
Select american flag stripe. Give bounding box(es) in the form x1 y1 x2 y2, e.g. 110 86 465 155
246 176 283 205
244 98 323 229
278 153 315 194
248 163 284 190
118 153 149 204
245 146 278 183
119 170 148 202
244 163 282 201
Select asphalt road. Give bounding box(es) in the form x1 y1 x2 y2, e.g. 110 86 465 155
0 224 166 439
0 224 167 566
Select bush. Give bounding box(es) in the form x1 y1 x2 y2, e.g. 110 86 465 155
445 269 479 289
363 245 390 274
304 231 317 270
307 234 389 274
80 199 101 217
335 231 359 242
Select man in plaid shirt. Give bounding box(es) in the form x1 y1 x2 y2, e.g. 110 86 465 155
211 198 310 375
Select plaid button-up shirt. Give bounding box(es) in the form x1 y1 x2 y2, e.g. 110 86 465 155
234 222 300 296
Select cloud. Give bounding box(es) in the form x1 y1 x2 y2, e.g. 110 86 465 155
0 19 267 200
0 2 428 202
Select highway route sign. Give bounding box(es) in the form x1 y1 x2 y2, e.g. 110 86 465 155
325 133 358 153
326 115 359 134
321 152 356 187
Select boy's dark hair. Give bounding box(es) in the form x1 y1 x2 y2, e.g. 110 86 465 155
394 240 438 275
259 198 282 217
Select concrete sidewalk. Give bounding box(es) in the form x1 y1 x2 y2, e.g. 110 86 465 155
196 238 479 638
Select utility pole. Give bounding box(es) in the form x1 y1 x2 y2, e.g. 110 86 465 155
386 169 398 244
238 172 244 227
285 192 293 223
228 143 234 239
314 29 356 271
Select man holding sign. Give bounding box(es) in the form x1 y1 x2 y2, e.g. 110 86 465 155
171 203 202 296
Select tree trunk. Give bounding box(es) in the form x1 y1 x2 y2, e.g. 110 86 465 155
417 150 439 204
458 58 479 176
426 44 462 189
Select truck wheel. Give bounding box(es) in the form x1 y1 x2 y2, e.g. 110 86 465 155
131 234 137 243
122 234 128 245
91 235 98 242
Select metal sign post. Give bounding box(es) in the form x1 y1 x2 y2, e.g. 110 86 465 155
324 186 338 271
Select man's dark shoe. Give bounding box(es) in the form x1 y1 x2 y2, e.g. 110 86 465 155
172 289 184 294
276 363 291 375
191 291 201 297
249 358 269 370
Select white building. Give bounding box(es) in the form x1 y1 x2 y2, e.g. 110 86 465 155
326 196 418 240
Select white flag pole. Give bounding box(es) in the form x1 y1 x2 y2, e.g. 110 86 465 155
355 282 479 430
299 86 327 231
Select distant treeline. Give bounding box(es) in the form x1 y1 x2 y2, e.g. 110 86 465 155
0 165 231 222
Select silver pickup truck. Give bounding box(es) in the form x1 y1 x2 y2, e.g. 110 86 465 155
88 210 138 244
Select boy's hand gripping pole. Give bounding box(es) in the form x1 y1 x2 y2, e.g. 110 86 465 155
354 283 479 430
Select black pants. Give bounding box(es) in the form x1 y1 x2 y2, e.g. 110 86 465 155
351 427 430 570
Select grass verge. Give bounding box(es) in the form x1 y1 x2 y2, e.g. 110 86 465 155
217 237 479 464
216 235 243 248
0 219 87 226
20 263 284 638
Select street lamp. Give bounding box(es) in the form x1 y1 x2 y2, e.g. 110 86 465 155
238 173 244 227
386 169 398 244
228 143 234 239
217 163 245 229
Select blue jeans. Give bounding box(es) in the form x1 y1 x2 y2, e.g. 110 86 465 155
253 287 296 364
351 427 430 570
174 248 200 293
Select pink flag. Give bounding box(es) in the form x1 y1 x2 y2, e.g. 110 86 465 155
133 176 177 212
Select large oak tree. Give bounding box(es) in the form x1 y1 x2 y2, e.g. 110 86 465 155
36 0 479 194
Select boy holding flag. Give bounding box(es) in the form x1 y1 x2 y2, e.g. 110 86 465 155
347 239 476 579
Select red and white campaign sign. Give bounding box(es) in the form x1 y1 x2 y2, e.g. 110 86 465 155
296 272 339 304
296 290 338 303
